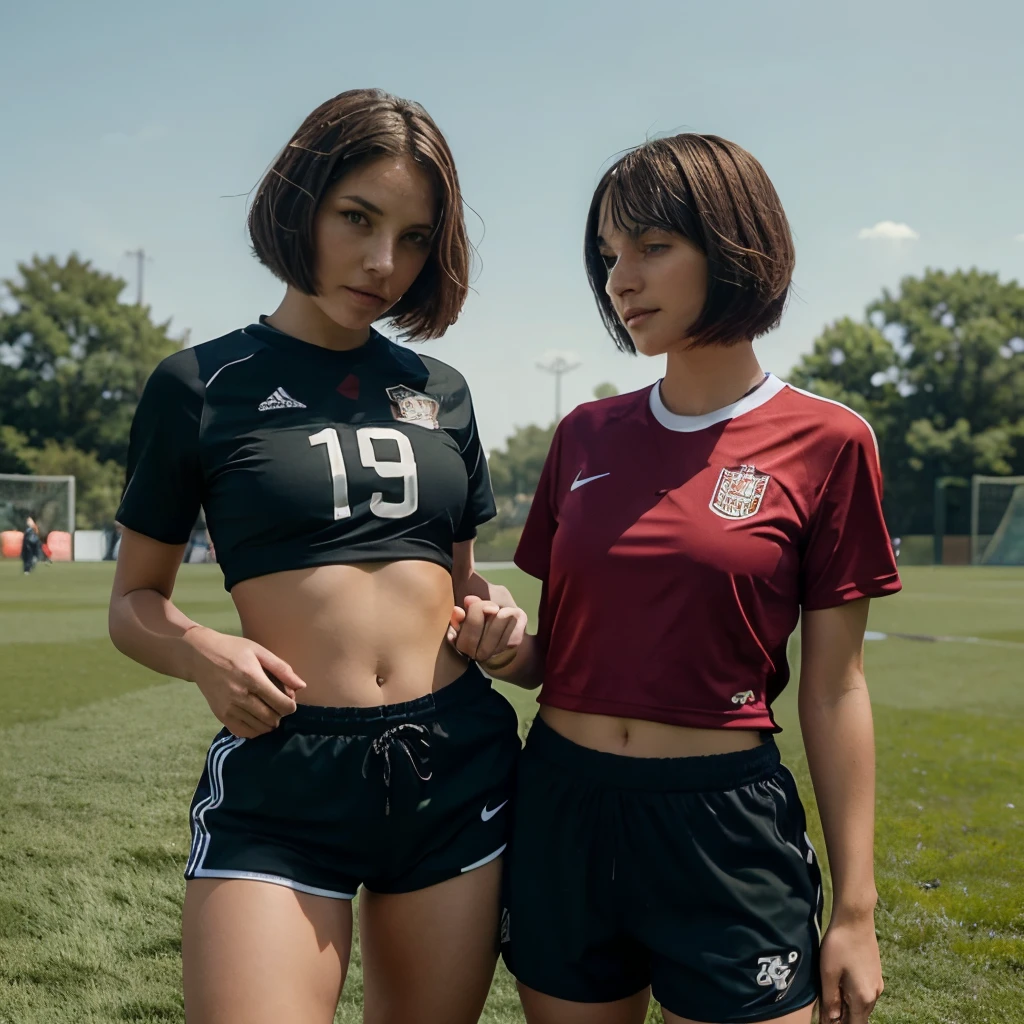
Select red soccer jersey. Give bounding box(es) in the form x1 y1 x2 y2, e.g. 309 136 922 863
514 374 902 732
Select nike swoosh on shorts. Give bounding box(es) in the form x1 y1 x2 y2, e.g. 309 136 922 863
481 800 508 822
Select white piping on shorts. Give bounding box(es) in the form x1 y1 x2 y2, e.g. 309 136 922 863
206 352 255 388
460 843 507 874
186 734 246 876
184 734 229 872
189 868 356 901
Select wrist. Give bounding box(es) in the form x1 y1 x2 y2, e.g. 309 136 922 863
180 623 212 682
829 892 878 926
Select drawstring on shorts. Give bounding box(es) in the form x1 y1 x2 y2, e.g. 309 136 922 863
360 722 433 815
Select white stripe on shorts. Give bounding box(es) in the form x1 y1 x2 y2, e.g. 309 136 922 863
460 844 507 874
186 734 245 875
185 733 238 875
189 868 355 901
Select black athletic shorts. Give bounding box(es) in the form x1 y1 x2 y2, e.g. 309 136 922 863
184 664 520 898
500 718 823 1023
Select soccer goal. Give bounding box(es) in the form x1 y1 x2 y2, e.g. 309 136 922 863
0 474 76 536
971 475 1024 565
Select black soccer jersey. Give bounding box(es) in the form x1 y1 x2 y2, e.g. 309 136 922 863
117 320 495 591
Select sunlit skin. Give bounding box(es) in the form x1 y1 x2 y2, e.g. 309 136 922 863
596 197 767 419
266 155 435 352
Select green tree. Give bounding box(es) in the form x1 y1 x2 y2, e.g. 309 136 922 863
0 254 184 465
487 423 556 499
594 382 619 400
0 425 31 474
790 269 1024 533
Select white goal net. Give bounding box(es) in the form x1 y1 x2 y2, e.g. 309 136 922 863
971 475 1024 565
0 474 76 536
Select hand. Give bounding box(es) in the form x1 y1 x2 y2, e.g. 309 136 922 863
183 627 307 739
447 593 528 666
819 915 884 1023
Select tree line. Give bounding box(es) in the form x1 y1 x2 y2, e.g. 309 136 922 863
2 255 1022 537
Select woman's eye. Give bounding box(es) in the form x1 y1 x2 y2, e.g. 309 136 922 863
405 232 430 247
644 243 668 255
343 211 368 226
600 253 616 268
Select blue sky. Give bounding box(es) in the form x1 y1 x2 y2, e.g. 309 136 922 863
2 0 1022 451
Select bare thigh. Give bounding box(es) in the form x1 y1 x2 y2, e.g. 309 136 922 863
182 879 352 1024
359 858 503 1024
517 984 652 1024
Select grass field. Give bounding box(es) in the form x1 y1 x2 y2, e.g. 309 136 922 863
0 561 1022 1023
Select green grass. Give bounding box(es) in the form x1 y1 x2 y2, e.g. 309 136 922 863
1 561 1022 1022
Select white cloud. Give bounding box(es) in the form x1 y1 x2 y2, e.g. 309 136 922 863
1015 233 1024 242
858 221 920 241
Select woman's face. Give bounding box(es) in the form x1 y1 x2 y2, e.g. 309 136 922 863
311 154 436 330
597 195 709 357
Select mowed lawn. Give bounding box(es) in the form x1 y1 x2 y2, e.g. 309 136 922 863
0 562 1022 1023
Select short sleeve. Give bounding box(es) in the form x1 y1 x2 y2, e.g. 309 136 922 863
116 351 204 545
453 398 496 542
801 422 902 610
513 423 564 581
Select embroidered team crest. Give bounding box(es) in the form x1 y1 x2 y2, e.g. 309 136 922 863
731 690 755 706
710 464 770 519
386 385 439 430
756 950 799 1000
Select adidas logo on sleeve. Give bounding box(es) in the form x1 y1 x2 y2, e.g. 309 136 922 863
258 388 307 411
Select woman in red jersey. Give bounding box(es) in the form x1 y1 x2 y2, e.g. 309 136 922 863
474 135 901 1024
109 89 526 1024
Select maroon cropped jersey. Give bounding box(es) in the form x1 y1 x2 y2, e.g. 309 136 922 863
514 375 902 732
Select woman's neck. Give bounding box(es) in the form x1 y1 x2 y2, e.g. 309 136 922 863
265 289 371 353
659 339 765 417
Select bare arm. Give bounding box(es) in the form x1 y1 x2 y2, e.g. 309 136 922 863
447 540 537 682
109 526 305 738
799 598 883 1023
108 528 206 681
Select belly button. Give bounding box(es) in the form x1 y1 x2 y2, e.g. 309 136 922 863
376 675 386 687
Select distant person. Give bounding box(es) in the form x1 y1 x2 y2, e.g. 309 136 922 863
21 517 41 574
108 89 526 1024
891 535 902 563
480 135 902 1024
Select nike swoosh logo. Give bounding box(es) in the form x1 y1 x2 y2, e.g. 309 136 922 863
481 800 508 822
570 471 611 491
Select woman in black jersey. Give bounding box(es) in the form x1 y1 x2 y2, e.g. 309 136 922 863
477 135 901 1024
109 89 525 1024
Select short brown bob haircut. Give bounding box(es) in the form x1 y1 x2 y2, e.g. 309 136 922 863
248 88 470 340
584 134 795 352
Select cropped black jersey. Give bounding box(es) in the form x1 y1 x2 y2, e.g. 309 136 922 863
116 319 495 591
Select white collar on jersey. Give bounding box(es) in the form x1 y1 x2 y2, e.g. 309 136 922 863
648 373 787 432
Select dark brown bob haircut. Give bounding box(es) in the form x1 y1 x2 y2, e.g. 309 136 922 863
248 88 470 340
584 134 795 352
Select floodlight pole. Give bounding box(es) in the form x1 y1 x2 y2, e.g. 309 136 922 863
536 355 582 422
125 248 146 305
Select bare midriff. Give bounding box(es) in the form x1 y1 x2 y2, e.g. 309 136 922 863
538 705 765 759
231 560 468 708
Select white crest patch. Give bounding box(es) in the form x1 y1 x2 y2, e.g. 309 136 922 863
731 690 755 706
387 385 439 430
756 950 799 999
710 464 770 520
